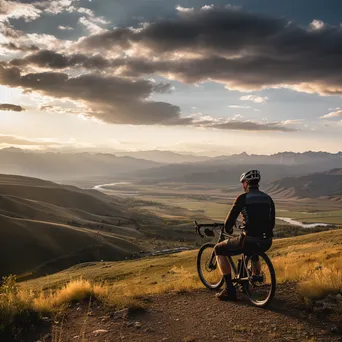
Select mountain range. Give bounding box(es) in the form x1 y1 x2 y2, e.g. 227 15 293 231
266 168 342 200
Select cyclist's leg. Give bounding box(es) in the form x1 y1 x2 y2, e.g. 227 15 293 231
214 237 243 300
214 236 243 274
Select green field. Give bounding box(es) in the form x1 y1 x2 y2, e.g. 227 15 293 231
133 195 342 226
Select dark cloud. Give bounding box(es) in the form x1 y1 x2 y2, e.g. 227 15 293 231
10 50 119 69
0 103 25 112
78 6 342 94
0 63 299 131
1 43 39 52
208 121 297 132
0 64 185 125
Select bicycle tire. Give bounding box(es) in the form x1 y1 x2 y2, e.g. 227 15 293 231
197 243 224 290
243 252 276 307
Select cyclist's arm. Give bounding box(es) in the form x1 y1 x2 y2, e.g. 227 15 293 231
270 197 276 229
224 194 243 234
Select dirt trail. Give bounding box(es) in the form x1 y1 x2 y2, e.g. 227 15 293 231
40 283 342 342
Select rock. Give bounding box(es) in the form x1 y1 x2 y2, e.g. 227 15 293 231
73 336 79 339
161 274 166 278
336 293 342 300
41 316 51 323
113 308 129 319
134 321 142 329
93 329 109 336
145 327 154 333
321 329 329 335
87 311 95 316
212 335 217 340
42 333 52 342
126 321 135 327
150 281 158 285
331 326 338 333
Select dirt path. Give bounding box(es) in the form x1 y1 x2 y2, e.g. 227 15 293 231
39 284 341 342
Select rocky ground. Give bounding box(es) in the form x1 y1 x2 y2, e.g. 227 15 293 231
33 283 341 342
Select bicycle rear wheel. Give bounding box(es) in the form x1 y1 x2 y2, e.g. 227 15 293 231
197 243 224 290
243 252 276 307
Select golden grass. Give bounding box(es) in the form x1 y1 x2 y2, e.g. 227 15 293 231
2 230 342 339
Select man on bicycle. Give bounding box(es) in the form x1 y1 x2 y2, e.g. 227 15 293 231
214 169 275 301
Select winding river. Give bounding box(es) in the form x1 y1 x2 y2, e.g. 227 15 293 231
277 217 332 228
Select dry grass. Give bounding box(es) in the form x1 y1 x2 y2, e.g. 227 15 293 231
0 277 143 340
3 230 341 339
269 233 342 299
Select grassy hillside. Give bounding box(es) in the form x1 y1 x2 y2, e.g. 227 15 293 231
266 168 342 199
0 215 141 278
22 229 342 300
0 174 173 279
1 230 340 340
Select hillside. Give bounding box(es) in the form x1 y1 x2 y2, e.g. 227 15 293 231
0 174 170 279
17 229 342 342
266 168 342 199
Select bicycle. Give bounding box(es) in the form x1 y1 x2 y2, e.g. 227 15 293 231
194 221 276 307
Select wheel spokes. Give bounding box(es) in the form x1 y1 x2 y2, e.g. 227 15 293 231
245 255 273 304
200 247 222 286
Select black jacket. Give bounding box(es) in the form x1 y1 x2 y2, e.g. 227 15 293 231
224 186 275 238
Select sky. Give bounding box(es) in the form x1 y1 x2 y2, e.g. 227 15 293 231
0 0 342 156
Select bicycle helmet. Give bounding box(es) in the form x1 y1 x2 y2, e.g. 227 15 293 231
240 169 261 184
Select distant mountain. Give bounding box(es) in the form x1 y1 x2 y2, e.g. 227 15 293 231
113 150 210 164
211 151 342 166
0 148 161 183
128 151 342 185
266 168 342 199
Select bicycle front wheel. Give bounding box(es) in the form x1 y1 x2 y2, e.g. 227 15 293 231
197 243 224 290
243 252 276 307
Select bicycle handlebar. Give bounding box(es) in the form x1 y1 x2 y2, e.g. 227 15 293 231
194 220 245 237
194 221 224 237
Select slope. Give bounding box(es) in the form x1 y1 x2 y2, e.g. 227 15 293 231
0 174 149 278
266 168 342 199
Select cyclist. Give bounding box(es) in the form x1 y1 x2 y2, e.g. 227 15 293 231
214 169 275 301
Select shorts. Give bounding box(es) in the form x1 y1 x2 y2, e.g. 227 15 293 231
214 234 272 257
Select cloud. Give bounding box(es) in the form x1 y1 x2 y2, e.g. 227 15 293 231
205 120 296 132
0 0 41 21
9 50 115 69
0 134 89 149
228 105 251 109
0 103 25 111
281 119 304 125
58 25 73 31
78 16 105 34
1 42 38 52
34 0 79 15
0 64 189 125
320 109 342 119
0 135 53 146
240 95 268 103
77 6 342 95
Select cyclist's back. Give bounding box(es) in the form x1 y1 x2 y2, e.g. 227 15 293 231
227 185 275 239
